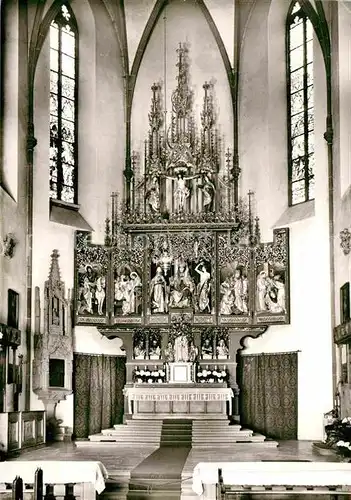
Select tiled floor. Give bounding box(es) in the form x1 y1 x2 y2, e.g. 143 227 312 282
7 441 339 499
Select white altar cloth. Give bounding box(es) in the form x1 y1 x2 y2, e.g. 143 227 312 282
0 461 108 494
192 461 351 496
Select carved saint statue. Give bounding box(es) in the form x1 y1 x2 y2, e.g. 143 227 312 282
174 334 189 362
149 338 161 360
134 339 146 359
201 337 213 359
216 339 229 359
273 274 286 312
219 268 248 316
195 262 211 313
95 276 106 315
115 271 141 315
256 271 267 312
150 267 168 313
158 241 173 276
146 175 160 213
220 281 235 315
189 342 198 362
232 268 248 314
197 173 216 212
169 258 195 308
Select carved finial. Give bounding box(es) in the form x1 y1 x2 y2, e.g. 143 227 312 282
149 82 163 131
49 249 61 284
201 81 214 132
172 42 192 119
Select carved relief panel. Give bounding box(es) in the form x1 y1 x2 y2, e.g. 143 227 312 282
254 228 290 324
147 232 215 320
74 228 290 328
75 233 109 324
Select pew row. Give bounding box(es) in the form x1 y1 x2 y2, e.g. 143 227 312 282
192 462 351 499
0 461 108 500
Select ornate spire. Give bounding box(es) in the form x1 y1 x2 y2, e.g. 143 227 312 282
171 43 193 120
48 249 62 286
201 81 214 132
148 82 163 132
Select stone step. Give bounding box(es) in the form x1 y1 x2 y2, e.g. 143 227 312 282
162 424 192 431
192 438 279 448
75 440 158 448
89 433 160 443
192 423 240 429
192 432 253 438
100 433 161 440
103 428 161 436
127 491 180 500
193 432 264 440
162 429 192 435
161 441 192 447
125 421 163 426
162 437 192 442
192 435 255 442
124 426 162 430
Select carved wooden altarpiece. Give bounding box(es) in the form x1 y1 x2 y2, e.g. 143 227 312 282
74 45 290 406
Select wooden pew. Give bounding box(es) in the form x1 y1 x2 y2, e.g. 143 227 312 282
216 468 351 500
0 461 107 500
0 467 93 500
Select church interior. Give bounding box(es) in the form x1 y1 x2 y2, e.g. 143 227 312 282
1 0 351 498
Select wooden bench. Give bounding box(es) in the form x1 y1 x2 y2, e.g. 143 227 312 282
0 469 77 500
216 468 351 499
0 462 107 500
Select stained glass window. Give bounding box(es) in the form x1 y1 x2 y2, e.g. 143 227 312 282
49 4 78 204
287 2 314 205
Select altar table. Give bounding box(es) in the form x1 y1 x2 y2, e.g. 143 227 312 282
192 462 351 498
124 384 232 419
0 461 108 498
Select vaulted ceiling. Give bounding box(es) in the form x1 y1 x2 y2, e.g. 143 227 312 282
123 0 235 72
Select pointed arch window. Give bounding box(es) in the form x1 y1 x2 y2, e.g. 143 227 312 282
287 2 314 205
49 4 78 204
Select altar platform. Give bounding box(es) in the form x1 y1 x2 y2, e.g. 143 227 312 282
123 383 233 420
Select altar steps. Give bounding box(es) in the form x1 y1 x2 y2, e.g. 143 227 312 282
160 420 192 447
84 418 278 448
192 420 274 448
82 420 163 447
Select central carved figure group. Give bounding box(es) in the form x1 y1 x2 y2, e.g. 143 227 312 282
150 256 211 314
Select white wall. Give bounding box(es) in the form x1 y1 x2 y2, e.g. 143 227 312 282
239 0 333 440
0 0 29 411
30 0 125 419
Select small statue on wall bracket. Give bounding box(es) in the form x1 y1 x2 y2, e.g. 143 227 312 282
340 228 351 256
0 233 17 259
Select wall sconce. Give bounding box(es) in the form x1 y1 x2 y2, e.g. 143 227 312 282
0 233 17 259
